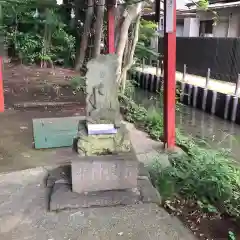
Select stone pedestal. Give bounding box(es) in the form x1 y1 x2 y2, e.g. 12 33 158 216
71 54 139 195
77 123 131 156
71 153 138 194
71 123 138 194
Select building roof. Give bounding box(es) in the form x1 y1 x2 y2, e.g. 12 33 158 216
184 0 240 12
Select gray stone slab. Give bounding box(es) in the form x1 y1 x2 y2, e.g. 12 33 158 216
136 151 161 164
71 153 138 194
138 179 162 205
125 122 164 154
138 162 150 178
46 165 71 188
50 183 140 211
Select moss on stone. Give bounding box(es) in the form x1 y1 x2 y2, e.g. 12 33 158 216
77 124 131 156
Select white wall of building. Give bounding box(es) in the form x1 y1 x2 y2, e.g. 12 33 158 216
176 24 184 36
228 14 240 37
213 20 228 37
183 18 200 37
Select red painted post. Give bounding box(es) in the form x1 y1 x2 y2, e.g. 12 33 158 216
163 0 176 149
107 4 115 54
0 56 4 112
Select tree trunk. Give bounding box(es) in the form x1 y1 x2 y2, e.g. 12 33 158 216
116 2 144 84
75 0 94 71
114 5 124 50
92 0 105 58
120 15 141 92
41 9 52 68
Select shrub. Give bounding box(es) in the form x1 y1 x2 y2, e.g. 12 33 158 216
149 148 240 217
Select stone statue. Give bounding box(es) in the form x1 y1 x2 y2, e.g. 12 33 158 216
85 54 121 127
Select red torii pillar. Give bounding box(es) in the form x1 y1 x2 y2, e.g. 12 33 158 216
107 0 115 53
163 0 176 149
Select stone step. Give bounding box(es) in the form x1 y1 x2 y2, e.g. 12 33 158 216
14 101 84 109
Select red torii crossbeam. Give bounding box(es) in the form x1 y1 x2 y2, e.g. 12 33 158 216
163 0 176 149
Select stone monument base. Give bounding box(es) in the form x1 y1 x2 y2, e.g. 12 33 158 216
47 163 161 212
71 122 138 194
77 123 131 156
71 152 138 194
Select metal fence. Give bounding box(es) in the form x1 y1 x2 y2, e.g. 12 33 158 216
158 37 240 83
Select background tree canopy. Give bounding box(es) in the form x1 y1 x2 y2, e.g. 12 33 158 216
1 0 158 70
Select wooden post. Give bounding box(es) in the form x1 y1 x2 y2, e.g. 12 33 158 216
142 58 145 72
180 64 186 102
156 60 160 77
234 74 240 96
182 64 186 81
160 60 164 78
160 60 163 76
149 58 152 66
231 74 240 122
202 68 210 110
206 68 210 88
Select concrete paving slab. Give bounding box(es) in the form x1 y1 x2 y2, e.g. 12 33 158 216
0 167 196 240
125 122 164 155
50 183 141 211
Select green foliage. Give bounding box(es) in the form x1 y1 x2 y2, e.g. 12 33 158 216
6 31 42 63
197 0 209 10
2 0 75 66
50 25 76 65
134 20 159 63
121 94 240 219
135 42 159 61
228 231 236 240
139 19 157 46
153 135 240 218
69 75 86 92
197 200 219 213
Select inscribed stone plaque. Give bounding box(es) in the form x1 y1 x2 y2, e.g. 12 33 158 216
71 155 138 194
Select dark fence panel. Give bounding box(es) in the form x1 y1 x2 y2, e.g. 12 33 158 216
158 37 240 83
